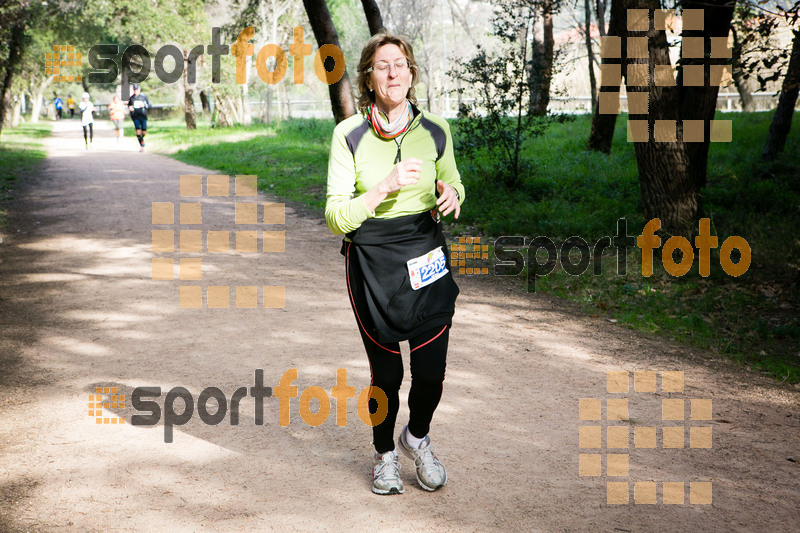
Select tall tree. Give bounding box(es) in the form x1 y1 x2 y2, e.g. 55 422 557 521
382 0 442 112
633 0 736 237
0 1 32 143
761 28 800 161
86 0 209 129
595 0 607 36
302 0 357 122
529 0 557 116
587 0 623 152
453 1 551 190
228 0 301 124
584 0 598 113
361 0 384 35
730 17 757 112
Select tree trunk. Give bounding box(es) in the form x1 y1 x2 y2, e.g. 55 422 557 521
529 4 554 116
731 25 756 112
241 58 251 127
121 66 128 101
262 85 273 123
679 0 736 195
11 92 22 127
303 0 357 123
595 0 607 36
282 83 290 119
183 49 197 130
732 68 756 112
587 0 624 152
199 90 210 113
0 22 25 144
29 77 50 124
761 29 800 162
360 0 384 35
226 94 241 124
635 0 735 237
30 93 41 123
277 82 284 120
31 92 43 123
585 0 598 113
214 92 233 127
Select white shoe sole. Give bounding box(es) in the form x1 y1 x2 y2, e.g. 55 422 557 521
371 484 405 495
398 433 447 491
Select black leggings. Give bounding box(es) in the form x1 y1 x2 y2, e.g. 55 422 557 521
82 124 93 142
345 241 449 453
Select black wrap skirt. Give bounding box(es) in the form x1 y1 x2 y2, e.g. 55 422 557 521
341 210 460 343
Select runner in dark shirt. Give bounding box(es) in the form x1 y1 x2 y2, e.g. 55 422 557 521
127 84 151 152
54 96 63 120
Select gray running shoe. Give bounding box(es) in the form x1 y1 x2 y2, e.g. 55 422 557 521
398 426 448 491
372 450 405 495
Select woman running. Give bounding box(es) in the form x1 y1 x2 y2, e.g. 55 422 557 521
325 31 464 495
109 95 126 143
78 92 94 149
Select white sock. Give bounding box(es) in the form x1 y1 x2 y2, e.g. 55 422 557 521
404 426 425 449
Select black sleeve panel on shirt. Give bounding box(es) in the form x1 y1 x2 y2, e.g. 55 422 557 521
345 119 371 157
419 116 446 161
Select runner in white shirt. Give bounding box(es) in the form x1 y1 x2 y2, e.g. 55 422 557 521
78 92 95 149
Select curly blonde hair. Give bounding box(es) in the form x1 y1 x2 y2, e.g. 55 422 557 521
356 31 419 114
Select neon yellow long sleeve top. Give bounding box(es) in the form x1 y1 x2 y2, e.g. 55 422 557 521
325 106 465 235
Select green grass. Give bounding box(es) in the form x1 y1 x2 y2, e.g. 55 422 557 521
147 118 332 209
150 111 800 384
0 123 51 226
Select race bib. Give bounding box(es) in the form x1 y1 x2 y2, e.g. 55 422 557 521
133 100 144 109
407 246 448 291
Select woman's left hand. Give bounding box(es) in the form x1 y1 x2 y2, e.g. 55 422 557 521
435 180 460 219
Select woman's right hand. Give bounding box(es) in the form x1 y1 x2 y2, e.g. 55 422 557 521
379 158 422 195
362 158 423 213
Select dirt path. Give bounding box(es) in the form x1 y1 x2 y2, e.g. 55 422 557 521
1 119 798 532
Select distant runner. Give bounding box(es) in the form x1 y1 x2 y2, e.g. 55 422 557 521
78 92 94 149
54 95 63 120
109 95 126 143
127 84 150 152
67 95 75 118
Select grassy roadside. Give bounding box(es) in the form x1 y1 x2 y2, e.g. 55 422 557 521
149 112 799 384
146 118 332 209
0 123 51 227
